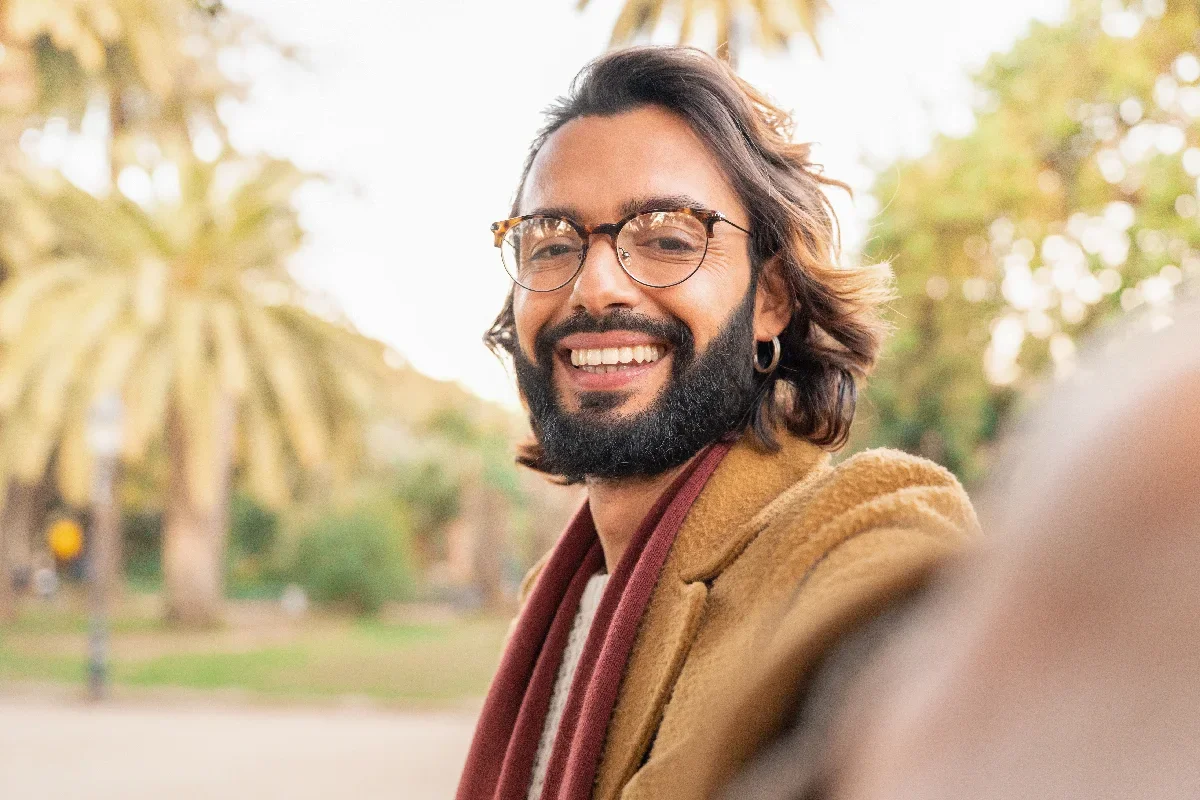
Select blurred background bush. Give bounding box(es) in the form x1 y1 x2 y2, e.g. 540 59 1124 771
290 497 414 615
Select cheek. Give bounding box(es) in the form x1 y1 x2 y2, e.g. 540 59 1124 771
665 247 750 348
513 289 555 360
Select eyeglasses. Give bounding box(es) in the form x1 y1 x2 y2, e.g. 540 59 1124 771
490 207 751 292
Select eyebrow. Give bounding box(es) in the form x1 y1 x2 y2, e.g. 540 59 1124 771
524 194 710 224
617 194 708 218
523 204 583 220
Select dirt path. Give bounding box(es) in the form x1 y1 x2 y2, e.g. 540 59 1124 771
0 697 477 799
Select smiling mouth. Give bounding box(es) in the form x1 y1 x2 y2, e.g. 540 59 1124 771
566 345 667 374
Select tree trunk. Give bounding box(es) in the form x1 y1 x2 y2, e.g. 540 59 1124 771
0 484 16 623
162 396 235 627
0 478 51 622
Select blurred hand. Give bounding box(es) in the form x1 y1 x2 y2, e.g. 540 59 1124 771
829 309 1200 800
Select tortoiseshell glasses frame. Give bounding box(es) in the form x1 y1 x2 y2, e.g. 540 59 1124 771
490 207 752 292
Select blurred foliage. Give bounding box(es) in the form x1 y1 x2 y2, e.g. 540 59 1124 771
0 0 274 154
392 403 536 597
0 156 395 511
121 491 280 588
289 497 415 615
580 0 828 65
854 0 1200 482
424 405 484 447
229 491 277 559
122 506 160 582
0 0 408 623
394 457 461 563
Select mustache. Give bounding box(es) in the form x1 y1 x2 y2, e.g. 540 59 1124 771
534 309 692 361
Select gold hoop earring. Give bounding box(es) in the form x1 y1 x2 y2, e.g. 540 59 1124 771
754 336 781 374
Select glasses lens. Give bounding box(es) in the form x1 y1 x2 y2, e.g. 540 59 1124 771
617 211 709 287
501 217 584 291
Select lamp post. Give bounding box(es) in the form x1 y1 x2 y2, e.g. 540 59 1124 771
86 391 123 701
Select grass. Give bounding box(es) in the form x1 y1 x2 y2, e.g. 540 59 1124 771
0 603 511 706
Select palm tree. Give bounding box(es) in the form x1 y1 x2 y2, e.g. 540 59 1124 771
0 0 235 126
0 0 313 624
577 0 829 66
0 154 396 625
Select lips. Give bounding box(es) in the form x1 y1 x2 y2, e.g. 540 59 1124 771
569 344 665 370
555 330 672 379
550 335 671 391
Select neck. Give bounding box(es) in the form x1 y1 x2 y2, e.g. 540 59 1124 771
586 455 698 573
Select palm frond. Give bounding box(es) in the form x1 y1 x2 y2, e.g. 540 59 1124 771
240 376 290 508
0 145 395 511
241 304 329 469
0 259 87 341
209 299 249 399
55 401 93 507
595 0 829 63
122 338 173 461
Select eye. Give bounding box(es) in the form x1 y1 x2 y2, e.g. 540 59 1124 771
621 211 708 261
647 234 698 253
529 241 579 260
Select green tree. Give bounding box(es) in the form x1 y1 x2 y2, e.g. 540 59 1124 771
0 156 394 625
857 0 1200 481
0 0 245 179
394 457 461 565
0 0 244 620
0 1 396 626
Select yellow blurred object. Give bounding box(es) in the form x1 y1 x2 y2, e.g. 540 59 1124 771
47 517 84 561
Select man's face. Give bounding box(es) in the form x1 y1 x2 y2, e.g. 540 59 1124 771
511 105 783 478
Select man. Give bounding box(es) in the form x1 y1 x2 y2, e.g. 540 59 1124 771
456 46 978 800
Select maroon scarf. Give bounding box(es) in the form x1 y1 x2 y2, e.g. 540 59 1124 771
456 441 732 800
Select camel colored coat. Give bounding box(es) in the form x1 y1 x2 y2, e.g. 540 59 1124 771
517 432 978 800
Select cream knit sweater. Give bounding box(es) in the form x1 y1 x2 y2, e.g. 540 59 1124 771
526 572 609 800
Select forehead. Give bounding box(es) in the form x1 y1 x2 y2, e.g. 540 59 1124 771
518 105 743 222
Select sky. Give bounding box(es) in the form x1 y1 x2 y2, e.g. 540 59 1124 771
220 0 1070 409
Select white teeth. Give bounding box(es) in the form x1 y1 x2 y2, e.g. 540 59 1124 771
569 345 665 369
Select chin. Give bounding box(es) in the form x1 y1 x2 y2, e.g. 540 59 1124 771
564 387 659 417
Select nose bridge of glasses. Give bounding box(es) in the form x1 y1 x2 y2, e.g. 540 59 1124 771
571 224 643 302
577 220 627 262
580 220 622 246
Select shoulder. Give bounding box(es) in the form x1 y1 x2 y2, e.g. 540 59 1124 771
501 549 554 650
516 548 553 609
764 447 979 546
740 447 978 650
677 449 977 797
757 447 977 650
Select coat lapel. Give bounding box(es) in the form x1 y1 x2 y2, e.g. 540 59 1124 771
594 434 828 799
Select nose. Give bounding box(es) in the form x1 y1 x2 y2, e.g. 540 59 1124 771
566 232 641 316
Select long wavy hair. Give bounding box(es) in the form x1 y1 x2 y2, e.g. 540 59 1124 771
486 46 893 475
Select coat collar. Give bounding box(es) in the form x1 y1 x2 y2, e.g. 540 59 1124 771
595 432 829 799
671 432 829 582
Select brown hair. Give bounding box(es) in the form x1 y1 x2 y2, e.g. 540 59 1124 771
485 46 892 472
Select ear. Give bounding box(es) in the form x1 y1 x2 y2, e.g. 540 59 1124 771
753 256 792 341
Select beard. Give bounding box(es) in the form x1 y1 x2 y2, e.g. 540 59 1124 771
512 284 761 481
